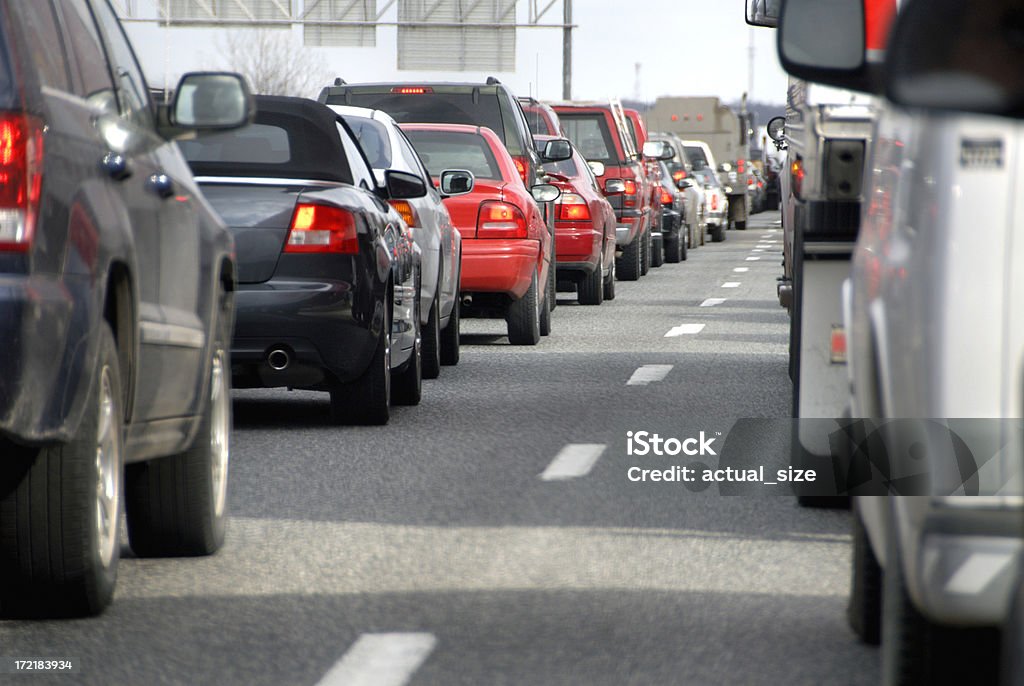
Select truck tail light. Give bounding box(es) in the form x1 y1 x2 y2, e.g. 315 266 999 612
660 189 673 205
830 326 847 364
672 170 687 181
738 159 745 174
477 200 528 238
512 156 528 184
711 193 718 211
622 178 638 208
391 86 433 94
791 157 805 200
285 203 358 254
557 193 591 221
390 199 417 228
0 113 45 253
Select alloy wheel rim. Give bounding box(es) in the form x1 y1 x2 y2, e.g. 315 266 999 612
210 351 230 519
95 367 120 569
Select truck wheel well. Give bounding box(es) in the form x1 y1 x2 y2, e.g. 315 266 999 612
104 264 134 420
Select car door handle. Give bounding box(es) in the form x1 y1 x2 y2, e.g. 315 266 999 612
147 173 174 199
102 152 131 181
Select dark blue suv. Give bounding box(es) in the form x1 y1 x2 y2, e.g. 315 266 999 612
0 0 252 617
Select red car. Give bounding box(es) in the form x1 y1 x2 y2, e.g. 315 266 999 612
518 96 563 137
623 107 665 271
535 135 617 305
401 124 556 345
552 101 652 282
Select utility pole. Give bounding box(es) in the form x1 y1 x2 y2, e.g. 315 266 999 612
748 27 755 102
562 0 572 100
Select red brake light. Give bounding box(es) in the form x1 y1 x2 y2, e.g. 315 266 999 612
285 203 358 254
557 193 591 222
791 158 805 199
477 200 528 238
672 170 686 181
390 200 417 228
0 113 44 253
512 156 528 184
711 193 718 211
747 177 755 186
737 159 745 174
391 87 432 94
622 179 637 195
660 189 673 205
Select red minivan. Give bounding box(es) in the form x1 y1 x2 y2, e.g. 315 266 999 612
402 124 555 345
552 102 652 282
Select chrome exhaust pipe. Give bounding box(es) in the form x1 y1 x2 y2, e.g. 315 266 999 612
267 348 290 371
461 294 473 307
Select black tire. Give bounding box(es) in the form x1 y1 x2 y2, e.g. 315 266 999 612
603 258 616 301
640 229 650 276
421 295 441 380
651 233 665 268
711 225 726 243
330 299 390 425
617 235 642 281
578 259 604 306
440 296 460 366
1 323 124 618
507 272 541 345
391 295 422 406
665 233 683 263
539 269 552 337
736 220 747 230
881 530 999 686
848 505 882 645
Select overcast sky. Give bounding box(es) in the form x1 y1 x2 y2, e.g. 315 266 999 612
120 0 790 104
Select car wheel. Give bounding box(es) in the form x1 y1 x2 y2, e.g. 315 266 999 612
506 272 541 345
665 233 683 264
330 298 391 425
603 258 616 301
391 293 422 406
848 503 882 645
640 229 650 276
617 235 642 281
539 271 552 336
736 220 747 230
126 291 232 558
578 258 604 306
0 323 123 618
711 225 726 243
651 233 665 268
421 295 441 380
440 295 460 366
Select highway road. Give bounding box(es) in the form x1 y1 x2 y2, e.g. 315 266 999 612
0 211 880 685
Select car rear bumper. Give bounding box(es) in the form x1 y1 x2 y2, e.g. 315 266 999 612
0 273 89 445
231 279 378 388
555 223 601 267
460 239 539 299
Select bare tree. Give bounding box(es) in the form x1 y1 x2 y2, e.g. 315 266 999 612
218 29 331 97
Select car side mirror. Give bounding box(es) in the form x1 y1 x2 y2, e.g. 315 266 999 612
746 0 780 27
767 116 786 143
643 141 674 161
171 72 254 129
588 161 606 177
678 179 692 190
542 138 573 162
439 169 474 197
385 169 427 199
531 183 561 203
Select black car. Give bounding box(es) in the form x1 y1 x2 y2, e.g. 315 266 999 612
0 0 252 617
656 160 687 263
180 96 424 426
318 78 544 188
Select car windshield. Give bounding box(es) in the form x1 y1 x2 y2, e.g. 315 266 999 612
403 129 502 180
685 146 711 170
342 115 392 169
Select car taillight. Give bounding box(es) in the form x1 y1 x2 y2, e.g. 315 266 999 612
791 158 805 199
660 189 673 205
477 200 528 238
0 113 44 253
737 159 745 174
391 87 433 94
623 179 637 195
284 203 358 254
390 200 417 228
557 193 591 221
512 156 528 184
672 170 686 181
748 177 755 186
711 193 718 211
622 179 638 208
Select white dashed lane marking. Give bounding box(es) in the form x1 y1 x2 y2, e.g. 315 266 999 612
733 267 749 273
316 633 437 686
700 298 727 307
540 443 608 480
664 324 706 337
722 282 741 288
745 257 761 261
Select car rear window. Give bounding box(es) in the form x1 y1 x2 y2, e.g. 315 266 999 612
542 157 578 177
685 146 710 170
179 123 291 164
342 115 392 169
559 113 619 165
403 129 502 181
524 107 553 136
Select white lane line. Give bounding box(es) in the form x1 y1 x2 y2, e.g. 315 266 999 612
317 633 436 686
733 267 749 273
756 244 773 248
540 443 607 480
752 249 765 253
722 282 741 288
745 257 761 261
664 324 705 337
700 298 727 307
945 553 1015 595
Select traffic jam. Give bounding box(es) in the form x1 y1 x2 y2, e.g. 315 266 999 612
0 0 1022 684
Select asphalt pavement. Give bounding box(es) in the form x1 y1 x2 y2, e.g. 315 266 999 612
0 211 881 685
